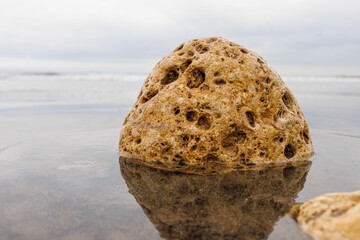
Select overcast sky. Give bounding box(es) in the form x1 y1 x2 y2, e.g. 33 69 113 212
0 0 359 75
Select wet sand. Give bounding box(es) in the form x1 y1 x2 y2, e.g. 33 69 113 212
0 74 359 239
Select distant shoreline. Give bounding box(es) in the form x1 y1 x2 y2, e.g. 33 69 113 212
0 72 360 79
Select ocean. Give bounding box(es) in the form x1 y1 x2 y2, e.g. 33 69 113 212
0 73 359 239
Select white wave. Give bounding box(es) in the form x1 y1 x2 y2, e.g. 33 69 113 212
0 74 359 109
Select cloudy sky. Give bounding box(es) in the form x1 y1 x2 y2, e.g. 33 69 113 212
0 0 359 75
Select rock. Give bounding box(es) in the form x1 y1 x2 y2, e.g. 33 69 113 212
120 157 311 240
292 191 360 240
119 36 313 173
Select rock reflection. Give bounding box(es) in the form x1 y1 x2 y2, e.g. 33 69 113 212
119 157 311 240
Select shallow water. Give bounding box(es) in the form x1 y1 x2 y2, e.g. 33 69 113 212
0 74 359 239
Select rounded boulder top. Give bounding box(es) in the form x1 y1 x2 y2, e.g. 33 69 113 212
119 36 314 174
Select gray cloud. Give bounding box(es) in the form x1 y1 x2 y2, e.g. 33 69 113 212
0 0 359 74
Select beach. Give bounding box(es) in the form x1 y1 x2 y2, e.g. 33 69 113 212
0 73 359 239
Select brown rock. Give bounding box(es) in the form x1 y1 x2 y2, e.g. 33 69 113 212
120 157 311 240
119 36 313 173
292 191 360 240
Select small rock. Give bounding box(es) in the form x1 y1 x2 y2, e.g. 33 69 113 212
119 36 314 173
292 191 360 240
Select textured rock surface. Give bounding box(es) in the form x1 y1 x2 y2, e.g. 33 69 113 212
292 191 360 240
120 157 311 240
119 36 314 173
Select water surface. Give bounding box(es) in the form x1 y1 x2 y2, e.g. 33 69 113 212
0 73 359 239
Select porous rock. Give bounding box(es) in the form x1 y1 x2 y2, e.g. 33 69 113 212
120 157 311 240
119 36 313 173
292 191 360 240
